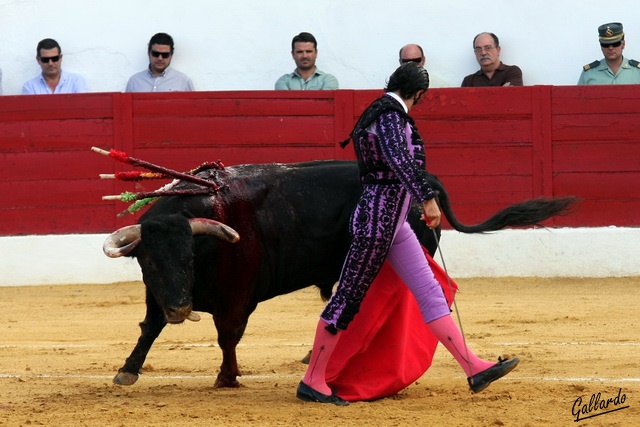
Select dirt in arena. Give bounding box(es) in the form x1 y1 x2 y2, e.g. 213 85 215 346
0 276 638 427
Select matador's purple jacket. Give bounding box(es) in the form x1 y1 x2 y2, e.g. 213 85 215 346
322 93 436 333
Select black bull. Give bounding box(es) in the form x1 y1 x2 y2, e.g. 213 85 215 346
103 160 575 388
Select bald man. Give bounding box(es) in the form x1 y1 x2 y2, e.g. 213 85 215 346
399 44 426 66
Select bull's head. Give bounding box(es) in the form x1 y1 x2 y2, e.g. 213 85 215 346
103 216 239 323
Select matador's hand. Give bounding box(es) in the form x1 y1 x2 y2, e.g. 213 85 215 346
422 198 441 229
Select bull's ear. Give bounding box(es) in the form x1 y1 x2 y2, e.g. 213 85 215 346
188 218 240 243
103 224 142 258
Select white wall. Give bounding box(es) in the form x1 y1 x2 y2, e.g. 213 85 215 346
1 0 639 94
1 228 639 286
1 2 638 285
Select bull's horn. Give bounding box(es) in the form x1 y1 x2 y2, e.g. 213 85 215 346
103 224 142 258
189 219 240 243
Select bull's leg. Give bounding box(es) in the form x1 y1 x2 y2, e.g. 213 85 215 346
211 314 250 388
113 289 167 385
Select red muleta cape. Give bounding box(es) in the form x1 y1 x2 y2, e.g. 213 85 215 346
326 248 457 401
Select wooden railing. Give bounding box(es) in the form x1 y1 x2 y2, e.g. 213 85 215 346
1 86 639 235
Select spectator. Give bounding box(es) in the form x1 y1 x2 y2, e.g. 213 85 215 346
398 44 426 66
275 32 338 90
461 32 523 87
22 38 88 94
578 22 640 85
125 32 194 92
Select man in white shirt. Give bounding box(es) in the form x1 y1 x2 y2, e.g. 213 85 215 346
125 33 194 92
22 38 88 95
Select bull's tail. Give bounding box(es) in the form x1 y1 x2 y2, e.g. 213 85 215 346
428 177 578 233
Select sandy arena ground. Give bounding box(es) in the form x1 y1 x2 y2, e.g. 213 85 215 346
0 276 638 427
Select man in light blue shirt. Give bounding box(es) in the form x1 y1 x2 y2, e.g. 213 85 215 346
275 32 338 90
578 22 640 85
22 38 88 95
125 33 194 92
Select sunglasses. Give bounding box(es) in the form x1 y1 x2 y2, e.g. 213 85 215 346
39 55 61 63
150 50 172 59
601 41 622 48
401 57 423 64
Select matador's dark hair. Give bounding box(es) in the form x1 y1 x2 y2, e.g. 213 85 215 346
385 62 430 99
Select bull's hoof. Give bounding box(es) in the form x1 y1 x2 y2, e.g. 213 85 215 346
213 376 240 388
113 371 139 386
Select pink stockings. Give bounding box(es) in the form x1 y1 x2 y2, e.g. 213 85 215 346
301 315 495 396
302 319 340 395
426 314 494 377
302 315 495 396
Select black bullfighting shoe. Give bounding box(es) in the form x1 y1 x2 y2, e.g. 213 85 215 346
296 381 349 406
467 356 520 393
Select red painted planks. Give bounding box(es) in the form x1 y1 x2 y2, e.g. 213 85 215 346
553 199 640 227
0 205 116 235
132 95 335 117
0 120 114 151
427 145 533 176
553 142 640 173
554 172 639 199
131 146 341 170
1 87 639 235
421 118 532 144
4 150 117 181
553 113 640 142
0 93 114 121
552 85 640 115
132 116 336 145
1 179 114 209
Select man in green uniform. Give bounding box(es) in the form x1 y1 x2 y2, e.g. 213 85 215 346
578 22 640 85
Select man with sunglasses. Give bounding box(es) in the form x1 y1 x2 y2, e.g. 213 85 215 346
125 33 194 92
578 22 640 85
22 38 87 95
399 44 426 67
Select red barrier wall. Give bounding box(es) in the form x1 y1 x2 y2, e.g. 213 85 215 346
1 86 639 236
